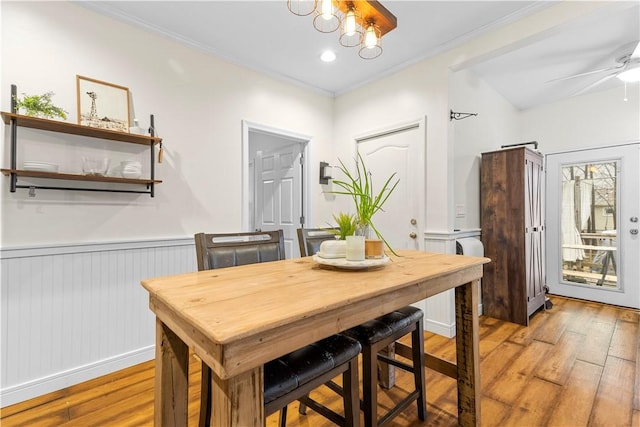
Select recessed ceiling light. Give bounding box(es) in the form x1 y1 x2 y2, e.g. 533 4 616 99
320 50 336 63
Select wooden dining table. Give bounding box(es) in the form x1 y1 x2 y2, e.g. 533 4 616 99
141 250 490 426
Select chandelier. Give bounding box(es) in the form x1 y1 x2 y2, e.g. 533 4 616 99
287 0 397 59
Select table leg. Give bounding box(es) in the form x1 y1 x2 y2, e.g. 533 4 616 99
454 280 481 427
155 319 189 427
210 366 264 426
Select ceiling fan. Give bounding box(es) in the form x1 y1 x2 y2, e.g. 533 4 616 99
548 40 640 95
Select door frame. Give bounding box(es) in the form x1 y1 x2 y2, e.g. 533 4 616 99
545 141 640 308
241 120 313 232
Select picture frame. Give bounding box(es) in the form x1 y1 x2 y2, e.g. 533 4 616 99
76 75 130 132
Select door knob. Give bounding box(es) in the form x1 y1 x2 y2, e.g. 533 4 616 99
410 218 417 225
409 232 417 239
631 216 639 223
631 229 639 235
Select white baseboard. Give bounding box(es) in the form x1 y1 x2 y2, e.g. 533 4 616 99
423 301 484 339
1 346 155 408
425 318 456 338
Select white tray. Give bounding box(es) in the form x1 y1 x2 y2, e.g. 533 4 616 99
312 255 389 270
316 251 346 259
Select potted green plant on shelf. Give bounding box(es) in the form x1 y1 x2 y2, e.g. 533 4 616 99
328 211 357 240
13 92 68 120
330 152 399 256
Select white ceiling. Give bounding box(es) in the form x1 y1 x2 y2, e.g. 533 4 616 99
81 1 640 110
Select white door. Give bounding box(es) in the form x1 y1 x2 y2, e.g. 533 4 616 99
546 143 639 308
356 119 425 252
255 143 303 258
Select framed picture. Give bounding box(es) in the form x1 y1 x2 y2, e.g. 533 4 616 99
76 75 130 132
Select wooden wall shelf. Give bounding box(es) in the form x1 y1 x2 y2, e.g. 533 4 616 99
2 84 162 197
0 112 162 146
1 169 162 185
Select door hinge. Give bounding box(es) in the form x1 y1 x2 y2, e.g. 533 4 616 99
300 215 305 226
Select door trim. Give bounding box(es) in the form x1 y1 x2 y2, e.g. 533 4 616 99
241 120 313 232
545 142 640 308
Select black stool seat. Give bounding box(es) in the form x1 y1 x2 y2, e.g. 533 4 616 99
265 334 362 404
344 307 423 345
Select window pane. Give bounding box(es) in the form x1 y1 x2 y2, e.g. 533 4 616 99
561 162 618 289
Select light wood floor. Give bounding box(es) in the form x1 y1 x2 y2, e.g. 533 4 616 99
1 296 638 426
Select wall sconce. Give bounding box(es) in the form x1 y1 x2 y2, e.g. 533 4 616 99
319 161 333 184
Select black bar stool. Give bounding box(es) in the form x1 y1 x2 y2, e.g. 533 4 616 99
298 228 427 426
195 230 362 427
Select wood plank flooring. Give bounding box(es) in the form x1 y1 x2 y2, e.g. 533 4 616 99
1 295 638 426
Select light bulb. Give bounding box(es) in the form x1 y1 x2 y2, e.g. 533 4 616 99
617 65 640 83
320 50 336 62
364 25 378 48
345 10 357 36
321 0 333 20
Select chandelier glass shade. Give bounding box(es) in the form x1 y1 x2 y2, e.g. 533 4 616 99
287 0 317 16
313 0 341 33
359 22 382 59
288 0 396 59
339 6 363 47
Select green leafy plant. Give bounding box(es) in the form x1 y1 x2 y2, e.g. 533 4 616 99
330 152 399 254
13 92 68 120
327 212 357 240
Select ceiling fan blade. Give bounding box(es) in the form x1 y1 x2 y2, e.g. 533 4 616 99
631 41 640 59
572 72 617 97
546 65 622 83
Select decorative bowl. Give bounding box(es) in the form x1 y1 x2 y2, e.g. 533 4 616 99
81 157 110 176
318 239 347 259
121 170 142 179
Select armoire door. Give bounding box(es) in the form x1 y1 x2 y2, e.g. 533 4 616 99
525 151 546 316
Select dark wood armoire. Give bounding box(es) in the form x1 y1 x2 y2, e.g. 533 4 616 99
480 146 546 326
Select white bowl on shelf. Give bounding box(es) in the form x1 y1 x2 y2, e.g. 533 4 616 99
120 160 142 169
120 160 142 179
121 170 142 179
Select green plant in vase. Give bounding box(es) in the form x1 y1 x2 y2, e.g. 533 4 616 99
13 92 68 120
327 212 357 240
330 152 399 256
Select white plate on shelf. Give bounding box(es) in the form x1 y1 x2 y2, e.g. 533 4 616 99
312 255 389 270
23 161 59 173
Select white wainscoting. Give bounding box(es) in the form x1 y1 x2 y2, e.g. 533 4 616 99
421 229 483 338
0 238 196 406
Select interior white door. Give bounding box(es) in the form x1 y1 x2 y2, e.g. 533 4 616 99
546 143 639 308
255 143 303 258
356 120 424 252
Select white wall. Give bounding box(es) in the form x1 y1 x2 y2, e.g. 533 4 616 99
1 1 334 247
448 78 639 234
449 69 521 230
520 85 640 152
